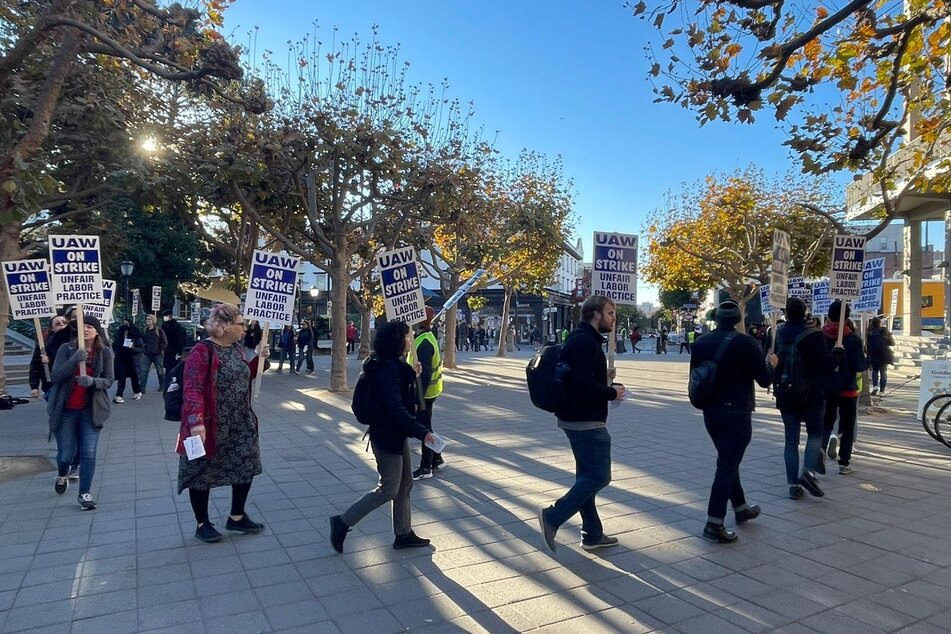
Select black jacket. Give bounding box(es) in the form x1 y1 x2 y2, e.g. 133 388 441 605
690 326 772 412
28 329 56 391
113 325 143 358
362 355 429 454
773 321 831 409
555 322 617 423
416 331 435 394
867 327 894 366
161 319 186 361
821 322 867 395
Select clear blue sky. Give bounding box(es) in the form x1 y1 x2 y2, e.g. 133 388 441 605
222 1 843 304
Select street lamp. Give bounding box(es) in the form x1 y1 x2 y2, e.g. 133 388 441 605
119 260 134 320
309 286 320 348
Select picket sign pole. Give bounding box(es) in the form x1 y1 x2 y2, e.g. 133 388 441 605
253 322 269 399
608 322 617 373
76 305 87 377
33 317 51 382
769 313 778 356
836 304 847 347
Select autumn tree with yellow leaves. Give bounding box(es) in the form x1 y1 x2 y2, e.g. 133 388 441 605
644 167 835 327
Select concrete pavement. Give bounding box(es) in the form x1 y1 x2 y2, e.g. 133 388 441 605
1 347 950 633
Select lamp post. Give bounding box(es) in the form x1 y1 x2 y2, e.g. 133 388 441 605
310 286 320 348
119 260 134 320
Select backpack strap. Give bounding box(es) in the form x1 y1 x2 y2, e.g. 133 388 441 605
712 332 737 364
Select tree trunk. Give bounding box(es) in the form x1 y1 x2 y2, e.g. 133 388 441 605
358 308 371 360
329 257 349 391
0 222 25 392
496 286 514 358
441 271 461 369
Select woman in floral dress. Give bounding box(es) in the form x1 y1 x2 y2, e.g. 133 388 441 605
177 303 270 543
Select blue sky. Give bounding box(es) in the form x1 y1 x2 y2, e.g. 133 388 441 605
222 1 842 304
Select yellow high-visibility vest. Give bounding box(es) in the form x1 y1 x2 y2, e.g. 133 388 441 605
414 330 443 399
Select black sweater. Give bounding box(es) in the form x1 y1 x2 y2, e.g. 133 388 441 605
554 322 617 423
690 326 772 411
773 321 831 409
362 356 430 454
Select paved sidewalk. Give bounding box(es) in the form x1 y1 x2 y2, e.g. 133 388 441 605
1 348 950 633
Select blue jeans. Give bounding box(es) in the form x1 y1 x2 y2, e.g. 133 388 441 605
872 364 888 392
547 428 611 543
780 403 824 485
54 408 100 494
277 347 296 371
139 353 165 390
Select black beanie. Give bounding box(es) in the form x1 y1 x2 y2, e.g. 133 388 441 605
828 300 850 322
715 301 742 327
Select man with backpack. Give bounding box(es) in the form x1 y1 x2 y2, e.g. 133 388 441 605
690 300 776 544
536 295 625 553
820 300 867 475
773 297 831 500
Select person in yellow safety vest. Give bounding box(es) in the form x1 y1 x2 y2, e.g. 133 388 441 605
413 307 444 480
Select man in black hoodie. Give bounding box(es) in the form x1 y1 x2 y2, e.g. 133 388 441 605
161 310 186 388
691 300 776 544
537 295 625 553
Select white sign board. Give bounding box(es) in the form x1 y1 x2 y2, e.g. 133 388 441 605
768 229 790 310
812 279 831 317
131 289 140 316
85 280 116 324
829 234 866 300
592 231 638 305
377 246 427 325
243 250 301 326
151 285 162 312
918 360 951 417
853 257 885 315
788 277 812 312
48 235 104 304
889 288 899 317
2 259 56 319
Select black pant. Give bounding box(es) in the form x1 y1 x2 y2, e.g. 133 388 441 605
418 398 441 469
115 355 141 397
703 407 751 521
823 394 858 466
296 346 314 372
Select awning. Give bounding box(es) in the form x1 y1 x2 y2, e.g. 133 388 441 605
187 280 240 305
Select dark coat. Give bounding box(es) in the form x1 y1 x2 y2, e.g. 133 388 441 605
866 327 895 367
690 326 772 412
773 321 831 410
361 355 429 454
47 343 114 434
554 322 617 423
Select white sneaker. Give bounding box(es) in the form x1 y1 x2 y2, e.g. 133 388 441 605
132 392 143 400
113 396 124 403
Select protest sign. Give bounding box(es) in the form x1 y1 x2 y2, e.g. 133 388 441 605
788 277 812 311
85 280 116 324
48 235 104 304
759 284 772 316
2 258 55 319
768 229 790 310
244 250 301 326
592 232 638 306
812 279 832 317
888 287 900 329
151 286 161 313
131 289 140 316
919 360 951 417
377 246 427 325
829 234 866 300
854 257 885 315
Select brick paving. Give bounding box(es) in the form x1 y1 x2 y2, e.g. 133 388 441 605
1 348 950 633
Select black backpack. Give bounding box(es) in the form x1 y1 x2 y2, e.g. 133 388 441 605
525 344 570 413
351 368 377 425
164 341 213 422
688 333 736 409
773 330 813 401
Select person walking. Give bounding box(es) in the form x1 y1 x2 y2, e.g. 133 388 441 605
177 303 270 543
346 321 358 354
48 315 114 510
773 297 831 500
629 325 642 353
295 320 315 374
276 324 297 374
139 314 168 391
329 320 435 553
537 295 625 553
161 310 186 389
690 301 776 543
821 300 867 475
412 308 444 480
30 315 69 399
867 317 894 396
243 320 263 361
113 318 143 403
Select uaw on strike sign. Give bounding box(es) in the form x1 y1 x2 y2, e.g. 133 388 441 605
592 232 638 306
2 258 55 319
377 246 427 325
49 235 104 304
829 234 866 300
244 250 301 325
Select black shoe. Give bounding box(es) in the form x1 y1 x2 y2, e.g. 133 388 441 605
581 535 619 551
67 465 79 481
54 476 68 495
226 514 264 533
815 450 826 475
702 522 737 544
393 531 431 550
329 515 349 553
537 507 558 553
734 505 761 524
799 472 825 497
789 485 804 500
195 522 222 543
77 492 97 511
412 468 433 481
432 455 445 470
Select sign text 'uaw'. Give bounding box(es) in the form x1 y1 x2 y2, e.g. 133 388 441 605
592 232 638 306
829 234 866 300
244 250 301 326
378 246 427 325
853 257 885 315
48 235 104 304
2 258 56 319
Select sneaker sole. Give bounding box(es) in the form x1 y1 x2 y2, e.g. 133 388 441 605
581 541 618 551
413 473 433 481
226 524 264 534
195 534 222 543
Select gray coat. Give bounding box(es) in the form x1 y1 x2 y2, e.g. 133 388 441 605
47 343 115 436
